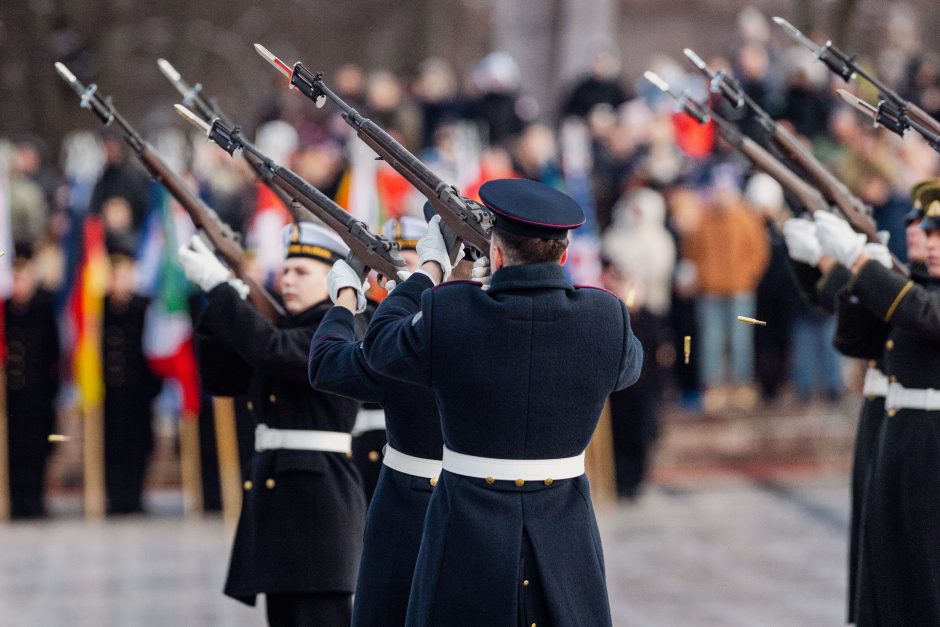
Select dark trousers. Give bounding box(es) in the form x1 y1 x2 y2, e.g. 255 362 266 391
265 592 352 627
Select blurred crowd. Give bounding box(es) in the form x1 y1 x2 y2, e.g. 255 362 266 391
3 5 940 509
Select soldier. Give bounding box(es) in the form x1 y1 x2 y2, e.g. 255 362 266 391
102 238 162 514
814 195 940 626
348 216 430 505
310 213 451 626
359 179 643 625
5 243 59 519
179 223 365 626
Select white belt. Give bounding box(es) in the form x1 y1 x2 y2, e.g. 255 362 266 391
863 367 888 398
382 445 442 480
255 424 352 453
441 446 585 482
352 409 386 436
886 382 940 411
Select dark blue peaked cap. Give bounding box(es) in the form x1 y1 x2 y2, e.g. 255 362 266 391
479 179 585 240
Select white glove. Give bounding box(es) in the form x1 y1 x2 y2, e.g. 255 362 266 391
228 278 250 300
813 211 866 268
384 270 412 293
327 260 368 314
782 218 823 266
471 256 492 290
863 242 892 269
417 215 463 282
177 234 231 293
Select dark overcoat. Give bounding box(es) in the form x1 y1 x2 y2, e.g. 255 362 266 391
362 262 642 627
310 305 443 626
5 289 59 518
194 284 365 605
102 294 162 513
840 260 940 626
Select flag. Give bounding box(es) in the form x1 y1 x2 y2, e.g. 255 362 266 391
140 184 200 416
247 181 291 283
70 215 108 411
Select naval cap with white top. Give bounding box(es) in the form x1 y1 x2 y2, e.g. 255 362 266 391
281 221 349 264
479 178 585 240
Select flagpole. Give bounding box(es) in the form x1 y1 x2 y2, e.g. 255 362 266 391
212 397 241 524
585 399 617 509
83 404 105 519
179 412 203 516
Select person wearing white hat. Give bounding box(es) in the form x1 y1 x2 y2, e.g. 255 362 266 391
178 221 366 626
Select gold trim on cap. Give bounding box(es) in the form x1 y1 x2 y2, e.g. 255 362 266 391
286 244 335 260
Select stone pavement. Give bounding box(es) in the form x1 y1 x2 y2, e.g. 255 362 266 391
0 473 850 626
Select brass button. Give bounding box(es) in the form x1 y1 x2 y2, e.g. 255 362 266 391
429 477 438 487
531 623 537 627
890 376 897 383
544 478 553 486
265 478 276 489
887 408 897 417
243 481 253 490
269 394 277 403
368 450 380 462
886 339 894 350
246 401 254 410
485 476 495 485
515 478 525 487
868 360 876 369
346 451 353 458
523 579 529 587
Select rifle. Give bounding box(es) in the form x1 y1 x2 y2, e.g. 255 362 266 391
157 59 316 218
253 44 492 260
836 89 940 154
773 17 940 141
644 72 829 215
646 70 908 276
54 62 286 321
175 105 406 281
683 49 881 243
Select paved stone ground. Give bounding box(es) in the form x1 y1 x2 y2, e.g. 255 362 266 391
0 473 850 627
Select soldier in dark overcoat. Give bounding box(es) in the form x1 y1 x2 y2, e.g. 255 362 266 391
358 179 643 626
816 201 940 626
180 223 365 626
311 215 482 626
5 244 59 519
102 243 162 514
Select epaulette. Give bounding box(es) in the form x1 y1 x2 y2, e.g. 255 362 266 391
432 280 483 293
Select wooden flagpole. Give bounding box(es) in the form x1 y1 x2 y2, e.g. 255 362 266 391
179 412 203 516
585 399 617 508
213 397 241 524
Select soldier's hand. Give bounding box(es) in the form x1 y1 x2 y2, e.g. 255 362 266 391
328 260 368 314
418 215 461 282
177 234 232 293
471 256 492 290
813 211 866 268
863 243 892 269
782 218 822 266
384 271 412 293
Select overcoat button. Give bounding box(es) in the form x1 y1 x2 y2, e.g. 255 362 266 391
346 451 353 458
886 339 894 350
368 450 380 462
515 478 525 487
523 579 529 587
247 401 254 410
243 481 252 490
265 478 276 489
887 409 897 417
868 360 876 368
889 376 897 383
429 478 438 487
269 394 277 403
544 478 553 486
485 477 495 485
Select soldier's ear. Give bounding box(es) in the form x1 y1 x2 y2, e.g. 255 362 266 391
558 249 568 266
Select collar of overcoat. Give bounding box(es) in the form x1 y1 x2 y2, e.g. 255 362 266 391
487 261 574 294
